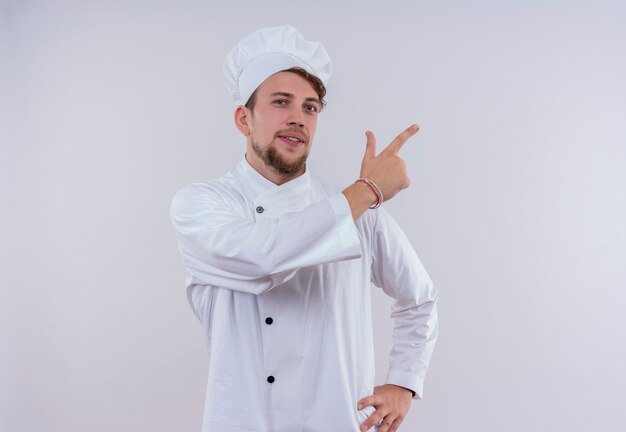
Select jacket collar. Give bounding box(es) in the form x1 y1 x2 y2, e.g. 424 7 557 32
237 156 311 197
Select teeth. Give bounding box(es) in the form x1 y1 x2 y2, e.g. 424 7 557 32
285 136 301 142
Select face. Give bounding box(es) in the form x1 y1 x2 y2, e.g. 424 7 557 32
236 71 322 182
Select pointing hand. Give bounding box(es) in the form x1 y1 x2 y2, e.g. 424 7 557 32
359 124 419 203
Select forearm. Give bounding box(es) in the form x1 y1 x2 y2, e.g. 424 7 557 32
387 299 438 399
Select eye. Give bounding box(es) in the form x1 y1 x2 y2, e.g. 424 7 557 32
304 104 319 113
273 99 288 106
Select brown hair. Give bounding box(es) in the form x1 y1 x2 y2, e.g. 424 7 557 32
245 67 327 111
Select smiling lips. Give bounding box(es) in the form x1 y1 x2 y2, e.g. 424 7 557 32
277 134 306 147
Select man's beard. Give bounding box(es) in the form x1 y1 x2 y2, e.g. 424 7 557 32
251 138 308 175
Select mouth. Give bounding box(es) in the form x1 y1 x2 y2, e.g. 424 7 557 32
277 134 306 147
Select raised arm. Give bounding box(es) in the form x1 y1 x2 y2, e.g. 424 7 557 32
170 187 362 295
171 123 421 296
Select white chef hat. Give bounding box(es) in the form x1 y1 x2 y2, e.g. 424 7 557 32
223 25 332 107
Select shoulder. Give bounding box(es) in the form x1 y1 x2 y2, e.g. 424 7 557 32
170 169 243 219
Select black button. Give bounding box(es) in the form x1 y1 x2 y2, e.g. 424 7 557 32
265 317 273 325
267 376 275 383
256 206 264 214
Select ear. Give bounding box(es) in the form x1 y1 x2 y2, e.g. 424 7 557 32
234 105 250 136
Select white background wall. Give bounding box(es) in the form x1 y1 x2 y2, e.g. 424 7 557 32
2 0 625 431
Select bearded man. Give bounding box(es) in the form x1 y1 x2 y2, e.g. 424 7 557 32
170 25 438 432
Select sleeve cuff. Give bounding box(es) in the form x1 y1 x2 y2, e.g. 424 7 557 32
326 192 362 256
386 369 425 400
328 191 353 219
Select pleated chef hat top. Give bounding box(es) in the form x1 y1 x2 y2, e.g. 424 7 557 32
223 25 332 107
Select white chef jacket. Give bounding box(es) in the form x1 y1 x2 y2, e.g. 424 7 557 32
170 158 438 432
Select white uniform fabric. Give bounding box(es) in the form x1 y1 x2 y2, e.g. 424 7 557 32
170 158 439 432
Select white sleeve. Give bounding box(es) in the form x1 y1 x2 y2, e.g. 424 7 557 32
170 184 362 295
370 208 439 399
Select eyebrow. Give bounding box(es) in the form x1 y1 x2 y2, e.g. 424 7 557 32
270 92 321 106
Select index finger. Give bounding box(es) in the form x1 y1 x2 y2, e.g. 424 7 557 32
383 123 420 155
357 395 380 410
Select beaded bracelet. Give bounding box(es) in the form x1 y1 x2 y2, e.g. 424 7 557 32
355 178 384 209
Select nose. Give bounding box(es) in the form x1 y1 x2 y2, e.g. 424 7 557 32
286 106 305 128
